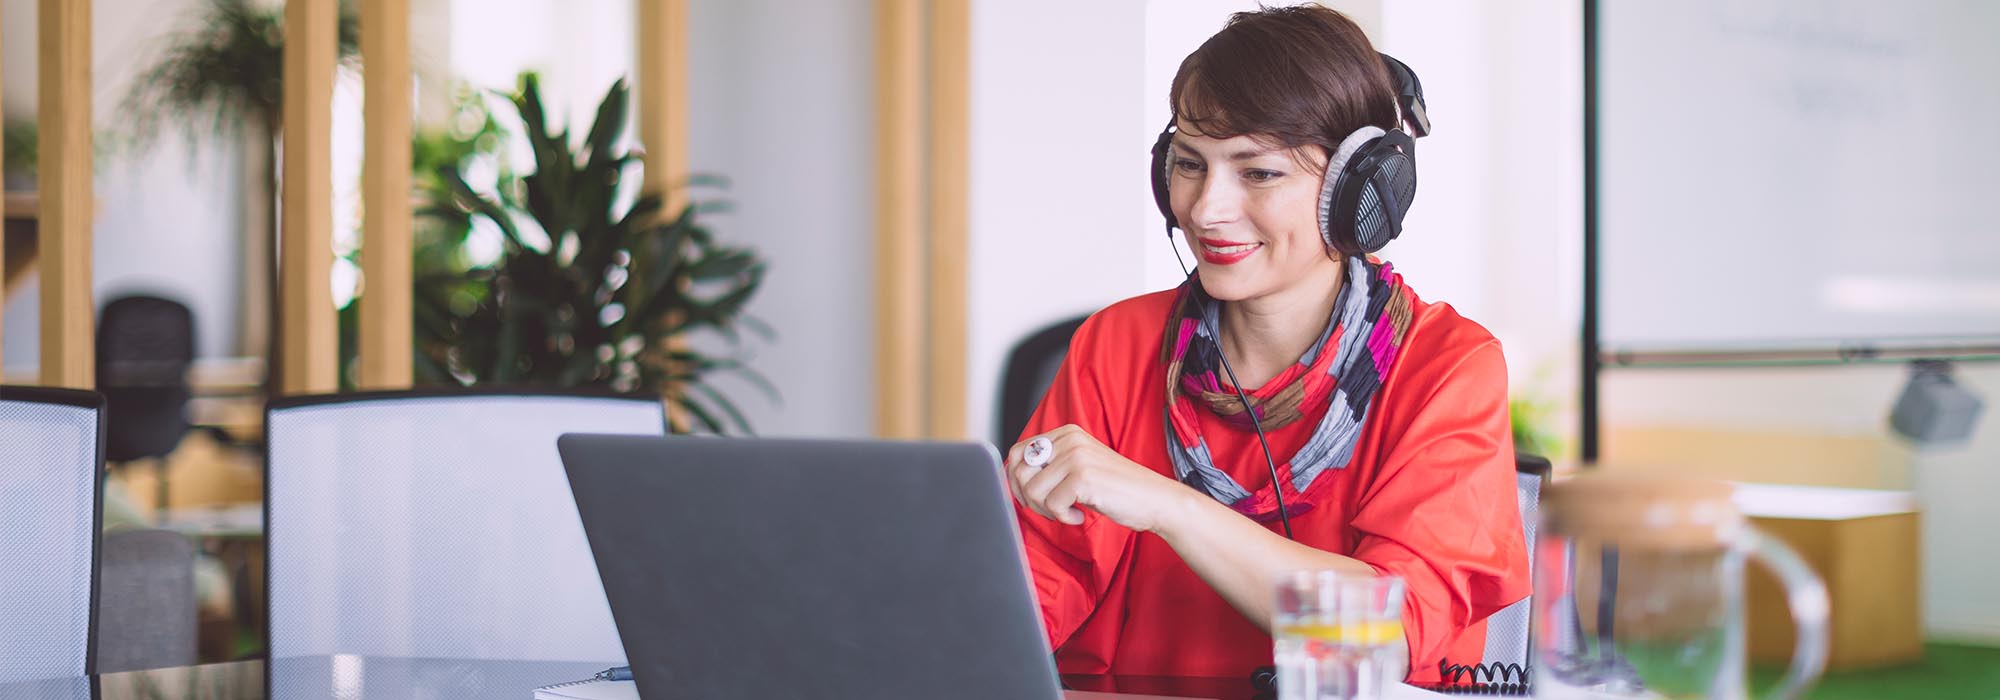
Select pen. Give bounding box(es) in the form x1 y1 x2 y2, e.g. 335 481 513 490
595 666 633 681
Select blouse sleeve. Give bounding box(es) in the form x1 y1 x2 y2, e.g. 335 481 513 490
1011 314 1139 649
1346 340 1531 667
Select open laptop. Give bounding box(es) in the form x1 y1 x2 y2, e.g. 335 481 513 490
559 434 1093 700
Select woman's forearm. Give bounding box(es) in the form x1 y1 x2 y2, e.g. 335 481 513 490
1150 488 1376 632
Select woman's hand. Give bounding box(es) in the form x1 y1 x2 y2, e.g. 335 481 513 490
1005 424 1192 532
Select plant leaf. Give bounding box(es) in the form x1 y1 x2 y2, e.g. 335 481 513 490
688 381 755 435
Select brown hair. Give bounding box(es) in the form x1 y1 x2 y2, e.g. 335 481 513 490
1169 5 1398 165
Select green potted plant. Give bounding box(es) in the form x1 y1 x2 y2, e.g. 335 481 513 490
417 74 773 433
1509 393 1565 460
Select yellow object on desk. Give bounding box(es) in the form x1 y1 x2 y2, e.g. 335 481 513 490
1278 621 1407 646
1735 483 1923 670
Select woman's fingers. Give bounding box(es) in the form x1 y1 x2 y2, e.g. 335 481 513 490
1006 425 1100 526
1043 476 1089 526
1020 458 1068 510
1009 466 1054 521
1008 437 1060 521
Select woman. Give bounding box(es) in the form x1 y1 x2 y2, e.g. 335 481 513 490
1005 5 1528 685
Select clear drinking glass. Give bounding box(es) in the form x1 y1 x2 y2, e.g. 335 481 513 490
1274 572 1407 700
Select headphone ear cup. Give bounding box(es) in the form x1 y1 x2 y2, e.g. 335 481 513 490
1350 148 1416 255
1317 126 1388 255
1150 128 1177 231
1321 127 1416 256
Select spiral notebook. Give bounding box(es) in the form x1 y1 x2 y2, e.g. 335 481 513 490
532 678 637 700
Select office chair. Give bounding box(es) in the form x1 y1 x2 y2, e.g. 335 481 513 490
264 389 668 662
96 295 195 519
995 315 1088 447
94 528 197 672
1476 453 1552 679
0 386 104 682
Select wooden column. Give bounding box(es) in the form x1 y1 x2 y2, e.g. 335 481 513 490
637 0 689 214
873 0 971 440
924 0 970 439
280 0 339 394
359 0 413 389
874 0 924 439
38 0 91 389
637 0 691 428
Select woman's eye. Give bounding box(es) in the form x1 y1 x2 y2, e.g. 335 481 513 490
1244 169 1283 183
1173 159 1204 174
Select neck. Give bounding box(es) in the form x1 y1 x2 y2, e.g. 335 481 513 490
1216 259 1347 389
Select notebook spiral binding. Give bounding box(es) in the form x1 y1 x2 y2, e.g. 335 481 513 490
1410 681 1530 696
1418 660 1531 696
1252 660 1531 696
536 677 601 692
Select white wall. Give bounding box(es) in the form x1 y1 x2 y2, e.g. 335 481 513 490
1376 0 1586 414
2 0 249 367
965 0 1156 444
445 0 634 144
682 0 877 437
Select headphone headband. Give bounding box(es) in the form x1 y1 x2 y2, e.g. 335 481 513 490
1377 53 1430 138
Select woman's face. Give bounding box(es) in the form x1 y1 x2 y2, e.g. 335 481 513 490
1166 119 1341 303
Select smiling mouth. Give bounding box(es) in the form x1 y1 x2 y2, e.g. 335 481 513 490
1201 242 1262 255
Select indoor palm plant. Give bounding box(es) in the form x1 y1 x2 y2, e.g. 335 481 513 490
419 74 773 433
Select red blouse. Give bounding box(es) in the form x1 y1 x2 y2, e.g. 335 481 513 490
1014 286 1529 684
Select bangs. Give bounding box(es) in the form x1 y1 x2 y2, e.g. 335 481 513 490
1170 60 1332 171
1169 58 1322 153
1164 5 1400 164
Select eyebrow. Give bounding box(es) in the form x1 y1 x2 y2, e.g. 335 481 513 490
1172 137 1281 162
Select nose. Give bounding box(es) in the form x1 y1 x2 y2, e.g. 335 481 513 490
1182 170 1242 233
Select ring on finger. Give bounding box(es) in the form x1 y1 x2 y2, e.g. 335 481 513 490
1023 436 1054 468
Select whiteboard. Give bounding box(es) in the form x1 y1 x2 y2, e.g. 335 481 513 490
1597 0 2000 350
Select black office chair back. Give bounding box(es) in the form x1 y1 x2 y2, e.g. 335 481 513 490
95 295 195 463
995 315 1089 447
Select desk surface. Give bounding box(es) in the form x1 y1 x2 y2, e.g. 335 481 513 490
0 656 1456 699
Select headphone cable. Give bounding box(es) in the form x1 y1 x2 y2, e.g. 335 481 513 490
1171 238 1295 541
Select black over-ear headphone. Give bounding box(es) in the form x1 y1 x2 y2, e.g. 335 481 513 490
1149 52 1431 258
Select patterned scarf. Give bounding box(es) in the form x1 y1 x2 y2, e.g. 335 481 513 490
1161 256 1414 521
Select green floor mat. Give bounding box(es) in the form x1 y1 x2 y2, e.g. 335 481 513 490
1750 643 2000 699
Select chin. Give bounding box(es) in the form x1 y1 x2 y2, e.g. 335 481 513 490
1193 266 1262 302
